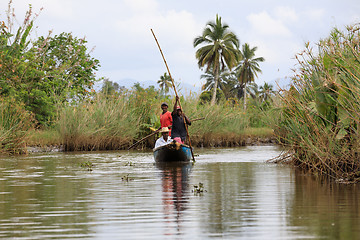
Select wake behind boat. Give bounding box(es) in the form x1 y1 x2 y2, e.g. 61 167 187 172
153 141 192 162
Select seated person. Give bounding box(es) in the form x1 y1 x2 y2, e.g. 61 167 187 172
154 127 172 148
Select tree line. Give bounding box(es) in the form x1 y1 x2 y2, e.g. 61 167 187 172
157 14 273 109
0 3 100 126
2 2 273 130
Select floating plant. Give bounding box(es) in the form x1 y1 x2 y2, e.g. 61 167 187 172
192 182 207 195
121 174 132 181
125 161 135 166
80 161 93 171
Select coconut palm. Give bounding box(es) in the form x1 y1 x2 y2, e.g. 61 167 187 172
157 72 173 96
235 43 265 109
246 82 259 99
259 82 276 103
194 14 240 105
201 67 233 97
229 81 258 101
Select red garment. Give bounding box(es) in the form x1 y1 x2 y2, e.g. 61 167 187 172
160 111 172 136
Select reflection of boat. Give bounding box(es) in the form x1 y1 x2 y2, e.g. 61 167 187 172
156 162 192 236
153 141 192 162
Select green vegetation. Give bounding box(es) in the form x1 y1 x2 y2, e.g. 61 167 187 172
5 3 360 184
235 43 265 109
194 14 241 106
80 161 93 171
275 24 360 183
26 128 61 147
193 182 207 194
0 97 33 154
157 72 173 96
194 15 265 110
55 86 276 151
58 86 157 151
0 8 276 154
0 3 100 126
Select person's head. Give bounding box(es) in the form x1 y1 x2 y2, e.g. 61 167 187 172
160 127 170 140
161 102 168 112
176 106 182 116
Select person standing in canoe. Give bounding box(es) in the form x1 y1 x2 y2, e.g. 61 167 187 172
158 102 172 136
171 96 191 144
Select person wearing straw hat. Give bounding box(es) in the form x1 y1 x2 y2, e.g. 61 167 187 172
171 96 191 144
154 127 173 148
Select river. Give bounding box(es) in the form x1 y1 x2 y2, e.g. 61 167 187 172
0 145 359 239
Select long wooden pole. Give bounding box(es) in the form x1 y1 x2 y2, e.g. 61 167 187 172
191 117 205 122
128 129 160 150
150 29 195 162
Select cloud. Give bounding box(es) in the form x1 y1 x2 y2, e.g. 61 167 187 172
4 0 356 89
123 0 159 13
115 7 200 47
113 3 201 71
303 8 325 21
247 11 292 37
274 6 298 22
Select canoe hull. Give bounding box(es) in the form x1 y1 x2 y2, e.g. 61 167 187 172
153 142 192 162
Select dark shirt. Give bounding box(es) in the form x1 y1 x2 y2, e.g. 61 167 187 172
171 113 190 139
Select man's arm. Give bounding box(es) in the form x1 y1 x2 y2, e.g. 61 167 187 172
173 96 179 114
184 115 191 125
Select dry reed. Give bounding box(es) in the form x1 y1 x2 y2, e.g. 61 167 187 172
275 24 360 183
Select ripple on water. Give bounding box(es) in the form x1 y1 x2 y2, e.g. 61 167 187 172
0 146 359 239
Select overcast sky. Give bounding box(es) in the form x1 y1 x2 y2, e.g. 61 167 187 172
1 0 360 92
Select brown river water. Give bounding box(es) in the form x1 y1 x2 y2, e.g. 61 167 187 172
0 145 359 239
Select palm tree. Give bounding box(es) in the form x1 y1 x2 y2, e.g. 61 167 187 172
246 82 259 99
194 14 240 105
259 82 276 103
200 67 233 99
235 43 265 109
157 72 173 96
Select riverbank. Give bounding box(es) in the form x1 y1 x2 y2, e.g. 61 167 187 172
25 133 278 153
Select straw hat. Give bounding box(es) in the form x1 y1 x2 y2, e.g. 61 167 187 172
159 127 170 133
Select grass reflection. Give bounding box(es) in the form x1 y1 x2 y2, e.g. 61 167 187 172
290 170 360 240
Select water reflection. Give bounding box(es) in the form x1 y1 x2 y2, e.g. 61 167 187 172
0 155 92 239
290 170 360 240
1 146 360 239
156 162 192 237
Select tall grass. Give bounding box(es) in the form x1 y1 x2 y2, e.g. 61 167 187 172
0 98 34 154
58 91 155 151
56 89 276 151
182 96 250 146
276 24 360 183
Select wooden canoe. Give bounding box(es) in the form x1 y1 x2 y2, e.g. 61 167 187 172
153 141 192 162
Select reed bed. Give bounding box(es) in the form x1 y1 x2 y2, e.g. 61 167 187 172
275 24 360 183
56 90 275 151
181 97 251 146
58 92 154 151
0 98 34 154
0 88 274 154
